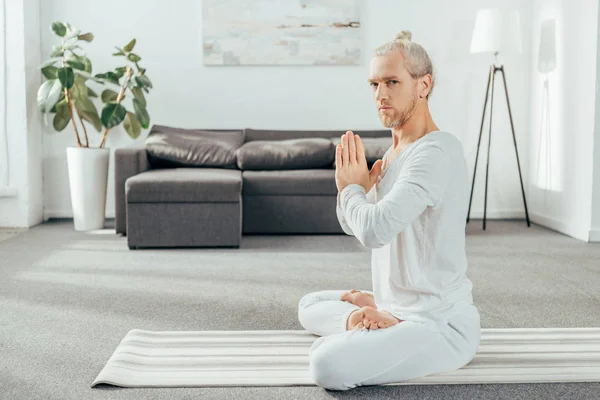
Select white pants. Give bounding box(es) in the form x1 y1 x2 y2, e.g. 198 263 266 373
298 290 481 391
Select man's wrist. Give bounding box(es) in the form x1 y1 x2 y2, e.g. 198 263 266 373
338 184 366 211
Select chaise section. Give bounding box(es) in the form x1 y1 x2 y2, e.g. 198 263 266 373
114 147 151 235
125 168 242 249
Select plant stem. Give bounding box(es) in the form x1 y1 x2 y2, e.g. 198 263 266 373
65 88 83 148
99 66 133 149
60 37 83 148
75 107 89 147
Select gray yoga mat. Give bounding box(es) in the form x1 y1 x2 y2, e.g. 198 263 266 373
92 328 600 388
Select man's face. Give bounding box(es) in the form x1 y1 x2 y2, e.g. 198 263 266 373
368 51 419 129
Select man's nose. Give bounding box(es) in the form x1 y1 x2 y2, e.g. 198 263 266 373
375 86 389 101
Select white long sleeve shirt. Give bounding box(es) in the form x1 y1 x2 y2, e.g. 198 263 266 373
336 131 474 331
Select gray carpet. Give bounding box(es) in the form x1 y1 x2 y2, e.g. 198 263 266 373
0 228 24 243
1 219 599 399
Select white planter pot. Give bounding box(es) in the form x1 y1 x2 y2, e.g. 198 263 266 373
66 147 110 231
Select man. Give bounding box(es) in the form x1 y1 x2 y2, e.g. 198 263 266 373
297 30 481 391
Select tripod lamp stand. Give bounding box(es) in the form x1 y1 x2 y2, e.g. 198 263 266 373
466 8 531 230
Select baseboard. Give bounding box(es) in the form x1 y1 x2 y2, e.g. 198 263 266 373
45 209 523 221
0 186 17 198
589 228 600 242
529 211 590 242
44 209 115 220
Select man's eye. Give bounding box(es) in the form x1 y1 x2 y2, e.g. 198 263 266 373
370 82 378 87
390 80 398 84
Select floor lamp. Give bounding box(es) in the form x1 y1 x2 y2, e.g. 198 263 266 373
466 9 530 230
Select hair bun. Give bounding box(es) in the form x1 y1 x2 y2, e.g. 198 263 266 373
395 30 412 41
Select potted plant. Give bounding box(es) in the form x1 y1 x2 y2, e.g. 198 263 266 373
37 22 152 231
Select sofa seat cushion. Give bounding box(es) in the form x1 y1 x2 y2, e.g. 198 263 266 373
242 169 337 196
126 168 242 203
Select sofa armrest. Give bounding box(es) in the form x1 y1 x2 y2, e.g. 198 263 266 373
114 147 151 235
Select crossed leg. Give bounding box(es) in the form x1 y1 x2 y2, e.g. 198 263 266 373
298 290 481 391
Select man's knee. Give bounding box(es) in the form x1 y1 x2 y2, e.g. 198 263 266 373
298 291 327 309
298 291 326 318
309 345 353 391
298 291 319 329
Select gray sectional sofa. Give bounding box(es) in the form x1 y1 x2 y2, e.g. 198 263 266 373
115 124 391 249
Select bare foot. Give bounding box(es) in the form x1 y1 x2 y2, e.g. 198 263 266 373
346 306 402 331
340 289 377 309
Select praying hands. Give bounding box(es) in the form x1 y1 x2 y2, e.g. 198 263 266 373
335 131 383 194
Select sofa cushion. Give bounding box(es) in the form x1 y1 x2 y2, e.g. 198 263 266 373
126 168 242 203
330 136 392 168
236 138 334 170
244 128 391 141
144 124 244 168
242 169 337 196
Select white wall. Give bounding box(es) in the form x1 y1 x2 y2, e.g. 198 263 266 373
0 0 43 228
40 0 533 221
591 3 600 242
529 0 599 242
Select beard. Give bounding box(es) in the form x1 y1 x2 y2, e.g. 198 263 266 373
379 94 419 129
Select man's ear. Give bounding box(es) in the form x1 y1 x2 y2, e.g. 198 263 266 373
419 74 432 98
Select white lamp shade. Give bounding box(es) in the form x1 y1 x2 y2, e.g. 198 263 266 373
470 9 523 55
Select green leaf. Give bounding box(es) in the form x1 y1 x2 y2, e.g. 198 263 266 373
123 111 142 139
78 32 94 42
71 76 89 102
101 102 126 128
87 87 98 98
37 79 63 112
74 97 103 132
99 72 120 85
64 29 81 41
114 67 126 79
71 48 86 58
101 89 119 103
127 53 141 62
113 46 125 56
108 72 120 85
65 59 86 71
40 57 61 69
133 98 149 129
74 69 104 84
131 86 146 106
81 56 92 73
51 22 67 37
123 38 136 52
50 46 64 58
49 92 65 112
57 67 75 89
53 100 71 131
41 65 58 79
135 74 152 90
63 44 82 52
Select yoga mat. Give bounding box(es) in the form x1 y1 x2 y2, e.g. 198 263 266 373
92 328 600 388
